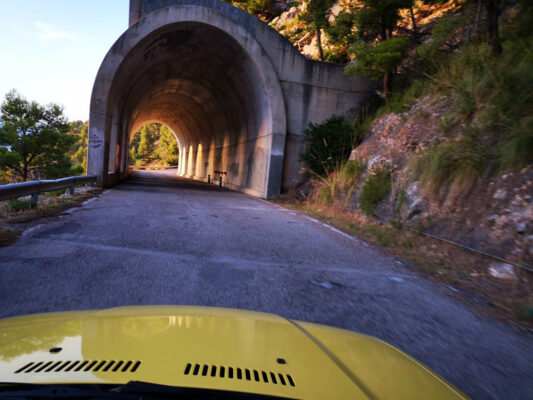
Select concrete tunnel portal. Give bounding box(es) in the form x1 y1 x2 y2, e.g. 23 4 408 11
88 0 375 198
124 22 278 195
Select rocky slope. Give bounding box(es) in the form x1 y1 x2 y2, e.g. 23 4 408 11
349 95 533 273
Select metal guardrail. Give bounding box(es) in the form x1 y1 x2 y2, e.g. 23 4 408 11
0 175 97 207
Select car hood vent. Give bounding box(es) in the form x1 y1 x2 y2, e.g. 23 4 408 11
184 363 295 387
14 360 141 374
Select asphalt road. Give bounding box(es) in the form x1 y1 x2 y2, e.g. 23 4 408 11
1 170 532 399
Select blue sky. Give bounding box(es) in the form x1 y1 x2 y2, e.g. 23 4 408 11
0 0 129 121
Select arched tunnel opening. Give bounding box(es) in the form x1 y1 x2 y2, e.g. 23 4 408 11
89 17 285 198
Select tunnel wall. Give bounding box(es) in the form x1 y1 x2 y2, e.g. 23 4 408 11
88 0 375 198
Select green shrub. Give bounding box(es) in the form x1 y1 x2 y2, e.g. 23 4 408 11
412 130 486 196
499 117 533 170
339 159 366 188
384 79 430 114
430 36 533 171
43 189 67 197
395 189 407 212
352 109 375 146
318 182 335 205
359 165 392 217
417 15 469 67
439 115 454 133
299 115 353 177
4 199 32 212
366 225 390 247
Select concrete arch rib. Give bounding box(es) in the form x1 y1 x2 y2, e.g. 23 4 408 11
88 3 287 198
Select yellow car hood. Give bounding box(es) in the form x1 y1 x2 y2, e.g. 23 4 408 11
0 306 467 400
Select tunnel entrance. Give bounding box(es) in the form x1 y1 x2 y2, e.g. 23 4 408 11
88 1 374 199
88 6 287 198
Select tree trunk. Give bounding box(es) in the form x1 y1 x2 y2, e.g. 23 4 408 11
381 18 387 42
485 0 502 55
383 72 392 99
316 28 324 61
474 0 482 34
409 6 418 37
22 164 28 182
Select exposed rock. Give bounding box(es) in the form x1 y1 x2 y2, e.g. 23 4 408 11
486 214 497 226
516 222 530 234
405 182 426 218
488 263 516 280
346 92 533 266
493 189 507 200
368 156 392 170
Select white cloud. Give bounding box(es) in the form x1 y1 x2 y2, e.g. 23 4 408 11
33 21 87 42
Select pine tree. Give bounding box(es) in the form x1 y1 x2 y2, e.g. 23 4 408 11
301 0 336 60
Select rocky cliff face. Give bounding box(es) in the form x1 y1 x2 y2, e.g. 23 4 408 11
349 95 533 269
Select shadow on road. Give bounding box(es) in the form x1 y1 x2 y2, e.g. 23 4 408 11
122 170 232 193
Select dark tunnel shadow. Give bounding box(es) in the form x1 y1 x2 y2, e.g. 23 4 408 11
118 170 235 194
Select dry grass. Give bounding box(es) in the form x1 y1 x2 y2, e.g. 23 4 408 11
0 189 102 225
0 227 21 247
275 198 533 329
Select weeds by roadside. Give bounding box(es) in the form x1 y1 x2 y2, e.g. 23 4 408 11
1 189 102 224
0 227 21 247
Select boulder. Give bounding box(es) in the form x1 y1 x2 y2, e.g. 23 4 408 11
488 263 516 280
405 181 427 218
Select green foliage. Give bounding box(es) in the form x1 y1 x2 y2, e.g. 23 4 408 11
300 0 336 59
318 179 336 205
0 90 75 182
432 36 533 170
4 199 32 212
499 117 533 170
352 108 376 145
301 0 334 30
366 225 390 246
223 0 273 17
355 0 414 41
326 11 355 46
324 50 349 64
395 189 407 212
128 123 180 167
411 129 486 196
345 37 411 81
339 159 366 188
439 115 453 133
299 115 354 177
359 165 392 216
137 125 154 158
157 125 180 165
417 15 468 65
383 78 429 113
69 121 88 174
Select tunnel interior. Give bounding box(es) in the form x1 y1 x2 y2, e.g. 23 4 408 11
105 22 278 196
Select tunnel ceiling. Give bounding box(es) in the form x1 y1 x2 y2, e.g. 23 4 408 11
112 22 268 152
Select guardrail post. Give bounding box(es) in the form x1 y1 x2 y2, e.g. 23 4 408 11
69 185 75 195
208 174 210 184
31 192 38 208
219 176 222 187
